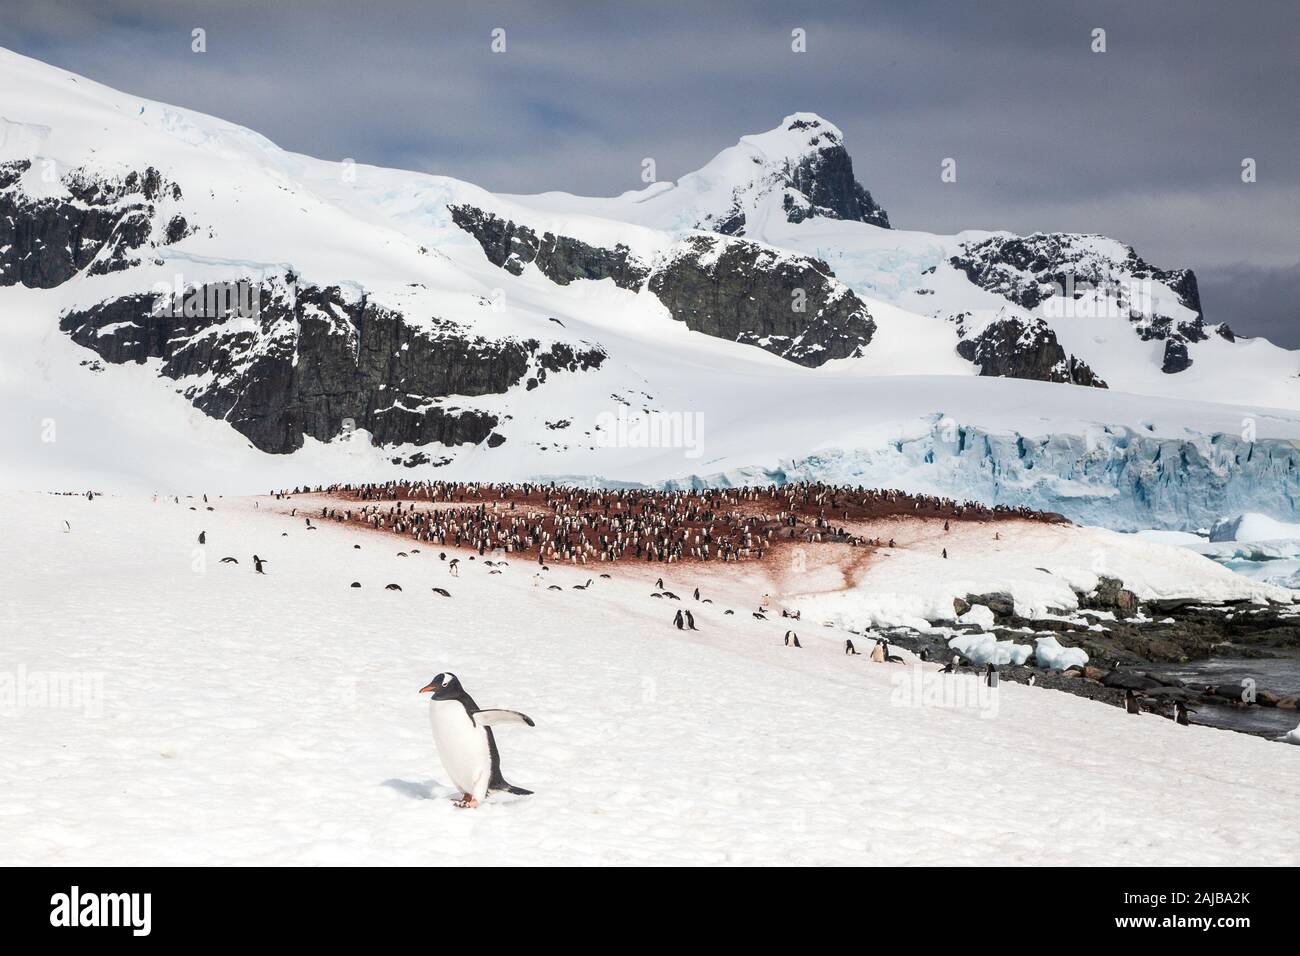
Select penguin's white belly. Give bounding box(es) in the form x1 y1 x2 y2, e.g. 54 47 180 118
428 700 490 794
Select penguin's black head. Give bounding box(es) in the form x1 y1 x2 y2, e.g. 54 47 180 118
419 672 462 700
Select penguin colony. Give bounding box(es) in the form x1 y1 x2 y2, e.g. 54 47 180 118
266 479 1063 568
174 484 1212 810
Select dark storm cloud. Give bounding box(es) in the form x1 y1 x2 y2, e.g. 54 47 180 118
1 0 1296 339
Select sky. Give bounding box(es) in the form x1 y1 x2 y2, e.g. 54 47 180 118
1 0 1296 343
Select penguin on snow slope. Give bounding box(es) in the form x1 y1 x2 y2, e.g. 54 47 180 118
419 673 535 808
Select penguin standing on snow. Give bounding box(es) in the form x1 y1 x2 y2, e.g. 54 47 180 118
784 630 801 648
1173 701 1195 726
1124 689 1142 715
673 609 686 630
253 555 267 574
419 673 534 808
198 531 206 545
984 663 999 687
845 639 859 655
684 609 697 631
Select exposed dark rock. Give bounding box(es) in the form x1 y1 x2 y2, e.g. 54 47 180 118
646 235 875 366
447 204 646 288
0 163 190 288
955 317 1107 387
780 118 889 228
1079 575 1140 618
451 204 875 367
1161 337 1192 373
962 591 1017 621
59 279 605 454
949 234 1209 375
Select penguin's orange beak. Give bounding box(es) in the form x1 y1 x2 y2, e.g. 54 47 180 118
419 681 438 694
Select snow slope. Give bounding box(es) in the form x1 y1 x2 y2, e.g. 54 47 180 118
2 493 1297 866
2 48 1299 533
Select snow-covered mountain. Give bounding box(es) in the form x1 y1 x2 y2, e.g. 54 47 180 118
2 48 1298 528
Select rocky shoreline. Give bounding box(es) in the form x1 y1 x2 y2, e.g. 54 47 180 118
867 576 1300 739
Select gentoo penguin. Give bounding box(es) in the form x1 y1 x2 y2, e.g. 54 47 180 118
752 612 766 620
1124 689 1142 715
397 552 408 558
845 639 859 655
547 585 562 591
350 582 361 588
1173 701 1194 725
918 648 930 663
253 555 267 574
882 641 904 664
940 655 959 674
599 574 611 579
673 609 685 630
693 588 700 601
220 556 238 564
1027 674 1037 686
684 609 697 631
655 577 664 589
432 587 451 597
386 583 403 591
724 609 734 615
784 630 801 648
572 579 592 590
63 520 70 533
663 590 680 600
984 663 999 687
869 640 886 663
198 531 206 544
449 559 460 577
419 673 534 808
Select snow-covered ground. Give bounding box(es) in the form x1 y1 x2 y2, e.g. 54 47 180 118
3 493 1297 866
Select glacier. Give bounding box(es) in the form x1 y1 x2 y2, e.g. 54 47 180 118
652 425 1300 532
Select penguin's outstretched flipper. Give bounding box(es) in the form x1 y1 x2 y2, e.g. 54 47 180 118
472 709 536 728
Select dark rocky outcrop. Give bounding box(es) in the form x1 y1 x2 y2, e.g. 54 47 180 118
954 316 1107 387
0 161 188 288
59 279 604 454
1161 338 1192 374
447 204 647 288
451 204 875 367
950 232 1209 375
646 235 875 366
780 117 890 228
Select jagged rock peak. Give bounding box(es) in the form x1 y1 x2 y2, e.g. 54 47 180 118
689 112 890 234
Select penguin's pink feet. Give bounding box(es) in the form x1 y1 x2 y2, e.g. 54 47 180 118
453 794 480 809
